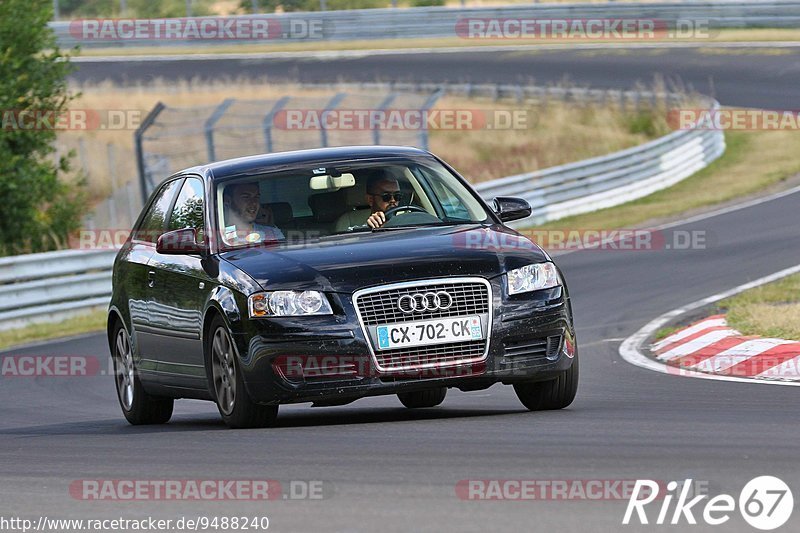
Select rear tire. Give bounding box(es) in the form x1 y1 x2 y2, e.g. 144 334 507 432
208 316 278 429
112 322 173 425
513 353 578 411
398 387 447 408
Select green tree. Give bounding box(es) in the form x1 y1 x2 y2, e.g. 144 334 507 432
0 0 86 255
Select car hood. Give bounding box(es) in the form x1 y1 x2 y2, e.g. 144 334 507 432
219 224 549 294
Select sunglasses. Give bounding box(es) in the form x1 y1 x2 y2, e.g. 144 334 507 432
371 191 404 202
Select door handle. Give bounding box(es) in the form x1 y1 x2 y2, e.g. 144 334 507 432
147 270 156 288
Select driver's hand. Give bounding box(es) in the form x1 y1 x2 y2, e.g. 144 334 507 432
367 211 386 229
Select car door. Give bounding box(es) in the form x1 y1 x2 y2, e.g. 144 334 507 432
146 176 216 391
128 178 184 379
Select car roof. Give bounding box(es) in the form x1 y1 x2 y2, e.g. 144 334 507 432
180 146 434 181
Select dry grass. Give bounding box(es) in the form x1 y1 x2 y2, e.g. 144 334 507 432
720 274 800 341
61 80 668 201
430 97 670 182
534 127 800 231
0 311 107 351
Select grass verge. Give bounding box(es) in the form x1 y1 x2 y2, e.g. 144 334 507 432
533 129 800 231
0 310 107 351
718 274 800 341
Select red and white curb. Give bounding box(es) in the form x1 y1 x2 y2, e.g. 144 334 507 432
620 263 800 386
653 315 800 381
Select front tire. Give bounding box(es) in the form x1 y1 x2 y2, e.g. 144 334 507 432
397 387 447 408
208 316 278 429
513 353 578 411
112 322 173 425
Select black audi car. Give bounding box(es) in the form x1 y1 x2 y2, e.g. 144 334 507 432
108 146 578 428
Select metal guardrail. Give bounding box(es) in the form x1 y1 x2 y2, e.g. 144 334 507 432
0 84 724 331
50 1 800 49
0 249 116 331
474 99 725 225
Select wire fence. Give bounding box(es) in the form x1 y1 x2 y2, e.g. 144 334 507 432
86 82 704 232
134 87 443 203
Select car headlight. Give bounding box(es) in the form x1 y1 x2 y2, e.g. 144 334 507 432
248 290 333 318
506 262 561 295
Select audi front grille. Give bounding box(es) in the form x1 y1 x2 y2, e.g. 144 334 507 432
353 278 492 372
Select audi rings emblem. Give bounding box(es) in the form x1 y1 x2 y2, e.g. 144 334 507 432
398 292 454 313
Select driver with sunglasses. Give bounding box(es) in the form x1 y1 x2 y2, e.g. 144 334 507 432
365 175 404 229
335 170 406 231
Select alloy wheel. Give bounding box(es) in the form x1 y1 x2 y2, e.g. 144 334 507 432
115 328 135 411
212 327 237 415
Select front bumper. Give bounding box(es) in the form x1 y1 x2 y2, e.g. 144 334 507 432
234 279 576 405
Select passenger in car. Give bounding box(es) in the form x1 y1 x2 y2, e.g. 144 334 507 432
222 182 285 244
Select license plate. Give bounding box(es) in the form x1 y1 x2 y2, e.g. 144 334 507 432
375 315 483 350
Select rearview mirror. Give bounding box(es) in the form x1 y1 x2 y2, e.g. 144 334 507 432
492 196 532 222
309 173 356 191
156 228 206 255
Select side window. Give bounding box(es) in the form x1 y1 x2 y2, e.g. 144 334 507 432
134 179 183 244
168 178 205 242
428 178 470 220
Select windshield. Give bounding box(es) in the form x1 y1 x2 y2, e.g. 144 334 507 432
216 159 491 248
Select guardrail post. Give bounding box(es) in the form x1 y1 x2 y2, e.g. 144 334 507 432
263 96 291 153
418 89 444 151
320 93 347 148
135 102 165 205
205 98 235 163
373 93 397 145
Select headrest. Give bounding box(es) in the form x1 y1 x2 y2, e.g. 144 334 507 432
308 190 347 222
345 179 368 208
260 202 293 225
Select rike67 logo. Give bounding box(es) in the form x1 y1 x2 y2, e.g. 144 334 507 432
623 477 793 530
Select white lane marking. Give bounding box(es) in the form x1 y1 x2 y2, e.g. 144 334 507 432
619 263 800 386
71 41 800 63
758 355 800 379
648 183 800 233
651 317 728 351
704 338 798 373
656 329 739 361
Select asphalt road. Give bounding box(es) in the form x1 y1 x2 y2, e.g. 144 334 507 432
2 47 799 532
71 47 800 109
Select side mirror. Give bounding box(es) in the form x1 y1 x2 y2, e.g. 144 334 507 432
492 196 532 222
157 228 206 255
